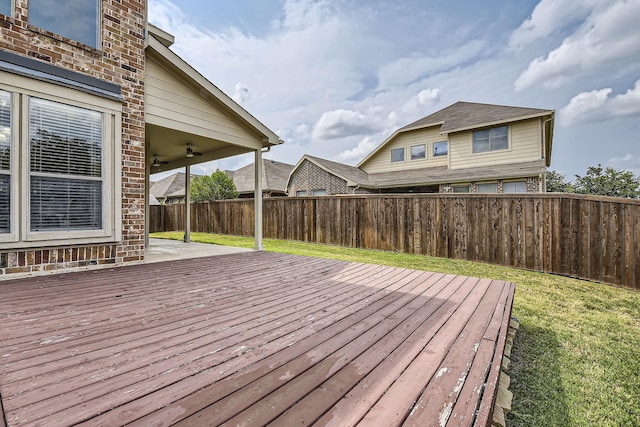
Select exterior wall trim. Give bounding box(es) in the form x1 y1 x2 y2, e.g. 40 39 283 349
0 49 123 101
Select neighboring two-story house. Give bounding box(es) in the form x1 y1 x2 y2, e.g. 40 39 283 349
287 101 555 195
0 2 280 275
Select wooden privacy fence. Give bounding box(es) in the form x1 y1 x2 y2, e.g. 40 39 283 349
149 194 640 290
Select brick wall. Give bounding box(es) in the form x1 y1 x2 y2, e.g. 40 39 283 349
288 160 350 195
0 0 146 274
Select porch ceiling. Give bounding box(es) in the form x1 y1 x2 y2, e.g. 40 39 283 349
146 123 256 173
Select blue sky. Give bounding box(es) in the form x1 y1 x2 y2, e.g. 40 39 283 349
148 0 640 180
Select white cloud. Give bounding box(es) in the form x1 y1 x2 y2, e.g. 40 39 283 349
337 136 379 163
232 82 251 103
312 109 381 140
559 88 612 126
400 88 441 115
509 0 603 50
378 41 486 88
559 79 640 126
607 153 640 176
515 0 640 90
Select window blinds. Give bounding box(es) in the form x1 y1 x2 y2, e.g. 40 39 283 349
0 90 10 233
29 97 103 231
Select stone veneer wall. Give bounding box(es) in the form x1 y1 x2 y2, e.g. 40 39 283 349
0 0 146 275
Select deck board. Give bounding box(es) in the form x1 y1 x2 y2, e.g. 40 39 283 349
0 251 514 426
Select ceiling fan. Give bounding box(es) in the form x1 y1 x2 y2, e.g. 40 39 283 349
152 154 169 167
186 143 203 158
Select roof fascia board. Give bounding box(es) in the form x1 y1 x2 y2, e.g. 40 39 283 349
146 36 281 146
443 111 554 134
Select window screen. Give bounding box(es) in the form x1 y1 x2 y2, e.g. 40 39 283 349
473 126 508 153
410 144 426 160
504 181 527 193
29 97 103 231
391 147 404 163
0 90 11 233
433 141 448 156
29 0 99 47
477 183 497 193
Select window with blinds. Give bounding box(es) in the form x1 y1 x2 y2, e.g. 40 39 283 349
29 97 103 231
0 90 11 234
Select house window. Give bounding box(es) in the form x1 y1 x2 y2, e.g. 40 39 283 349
477 183 498 193
410 144 426 160
391 147 404 163
311 189 327 196
0 71 121 247
29 98 103 231
296 190 307 196
472 126 508 153
0 0 11 16
29 0 100 48
433 141 448 157
504 181 527 193
452 185 470 193
0 90 11 235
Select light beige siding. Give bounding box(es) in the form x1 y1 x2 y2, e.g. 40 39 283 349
145 57 259 146
361 126 449 173
449 118 542 169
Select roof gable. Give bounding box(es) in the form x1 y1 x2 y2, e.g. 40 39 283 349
231 159 295 193
358 101 554 168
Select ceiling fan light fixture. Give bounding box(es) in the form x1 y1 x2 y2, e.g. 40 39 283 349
186 144 194 158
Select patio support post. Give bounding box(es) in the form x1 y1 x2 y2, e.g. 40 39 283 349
184 164 191 243
254 149 264 250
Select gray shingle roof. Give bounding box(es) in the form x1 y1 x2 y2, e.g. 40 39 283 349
231 159 295 194
305 155 375 186
367 160 547 188
150 172 190 199
299 156 546 190
400 101 553 133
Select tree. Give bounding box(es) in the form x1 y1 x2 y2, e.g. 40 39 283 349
573 164 640 199
545 170 574 193
190 170 239 201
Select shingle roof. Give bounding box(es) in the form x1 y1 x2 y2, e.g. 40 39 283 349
305 155 375 186
366 160 547 188
150 172 190 199
294 155 546 190
231 159 295 194
400 101 553 133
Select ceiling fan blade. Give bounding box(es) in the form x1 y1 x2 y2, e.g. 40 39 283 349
193 151 203 156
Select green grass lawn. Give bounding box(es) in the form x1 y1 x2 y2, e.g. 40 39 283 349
152 232 640 426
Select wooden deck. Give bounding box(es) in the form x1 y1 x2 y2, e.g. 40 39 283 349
0 251 514 427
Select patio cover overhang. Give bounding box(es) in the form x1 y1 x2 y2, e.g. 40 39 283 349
143 25 282 249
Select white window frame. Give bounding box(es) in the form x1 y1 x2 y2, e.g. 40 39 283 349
311 189 327 196
391 147 405 163
0 71 121 249
296 190 307 197
410 144 426 161
0 91 18 243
